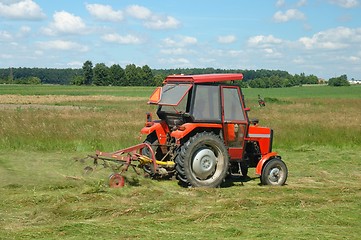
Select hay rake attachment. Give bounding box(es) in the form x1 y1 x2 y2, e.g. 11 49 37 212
83 143 175 188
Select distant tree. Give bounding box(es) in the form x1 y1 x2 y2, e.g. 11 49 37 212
27 76 41 84
141 65 154 86
109 64 125 86
154 74 166 86
82 60 93 85
248 79 262 88
93 63 110 86
71 75 85 85
14 76 41 84
125 64 140 86
328 74 350 86
306 74 319 84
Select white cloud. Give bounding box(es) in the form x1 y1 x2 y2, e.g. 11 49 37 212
293 57 305 64
102 33 142 44
162 36 197 47
160 48 195 55
0 30 12 40
126 5 152 20
218 35 237 44
124 4 180 30
19 26 31 34
34 50 43 56
198 57 216 64
0 53 13 59
248 35 283 46
276 0 285 7
329 0 359 8
346 56 360 62
263 48 283 58
38 40 89 52
159 57 190 65
228 50 243 57
86 3 124 22
297 0 308 7
17 26 31 37
67 61 83 68
264 48 274 54
42 11 86 35
273 9 306 22
299 26 361 49
0 0 45 20
145 15 180 30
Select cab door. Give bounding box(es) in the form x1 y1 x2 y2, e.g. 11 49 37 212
221 86 249 160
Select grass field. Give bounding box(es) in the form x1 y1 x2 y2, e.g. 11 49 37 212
0 84 360 239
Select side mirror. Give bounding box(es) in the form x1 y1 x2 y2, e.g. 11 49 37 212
244 107 251 112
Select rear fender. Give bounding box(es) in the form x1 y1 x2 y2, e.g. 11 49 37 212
170 123 222 141
140 121 169 145
255 152 279 175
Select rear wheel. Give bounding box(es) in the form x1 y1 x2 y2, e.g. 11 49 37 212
175 132 229 188
260 157 288 186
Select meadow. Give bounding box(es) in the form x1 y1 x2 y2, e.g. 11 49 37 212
0 84 360 239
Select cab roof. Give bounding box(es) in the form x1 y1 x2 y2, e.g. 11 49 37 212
164 73 243 84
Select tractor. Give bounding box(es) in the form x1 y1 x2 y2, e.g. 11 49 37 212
87 73 288 188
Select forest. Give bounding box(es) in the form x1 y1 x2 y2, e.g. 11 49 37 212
0 60 349 87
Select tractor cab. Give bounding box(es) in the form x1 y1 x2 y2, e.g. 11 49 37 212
147 74 249 151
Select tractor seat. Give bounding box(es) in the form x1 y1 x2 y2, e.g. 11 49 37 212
250 118 259 125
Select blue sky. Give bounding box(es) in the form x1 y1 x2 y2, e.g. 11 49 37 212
0 0 361 80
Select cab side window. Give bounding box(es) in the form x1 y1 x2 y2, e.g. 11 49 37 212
192 85 221 121
223 88 245 122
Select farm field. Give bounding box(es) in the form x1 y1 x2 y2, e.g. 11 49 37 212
0 84 360 239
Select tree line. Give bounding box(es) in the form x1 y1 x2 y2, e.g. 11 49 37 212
0 61 351 87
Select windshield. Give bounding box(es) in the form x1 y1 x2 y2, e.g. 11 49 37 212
158 84 192 106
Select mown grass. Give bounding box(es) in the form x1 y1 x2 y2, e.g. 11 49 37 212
0 148 360 239
0 84 360 239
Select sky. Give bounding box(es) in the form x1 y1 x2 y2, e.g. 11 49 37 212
0 0 361 80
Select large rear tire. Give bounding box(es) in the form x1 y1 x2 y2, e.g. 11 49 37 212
260 157 288 186
175 132 229 188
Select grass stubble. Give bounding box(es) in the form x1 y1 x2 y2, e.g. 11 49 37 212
0 85 360 239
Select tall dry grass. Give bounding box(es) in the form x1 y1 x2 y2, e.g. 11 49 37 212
247 98 361 148
0 92 360 152
0 95 156 152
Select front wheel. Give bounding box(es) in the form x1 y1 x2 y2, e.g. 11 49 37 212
260 157 288 186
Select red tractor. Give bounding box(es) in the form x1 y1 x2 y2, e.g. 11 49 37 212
89 73 288 188
140 73 287 187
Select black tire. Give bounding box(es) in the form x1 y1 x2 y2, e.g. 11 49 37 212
175 132 229 188
260 157 288 186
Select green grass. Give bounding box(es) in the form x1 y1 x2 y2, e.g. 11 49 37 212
0 84 361 239
0 148 360 239
243 84 361 99
0 84 154 97
1 84 360 98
